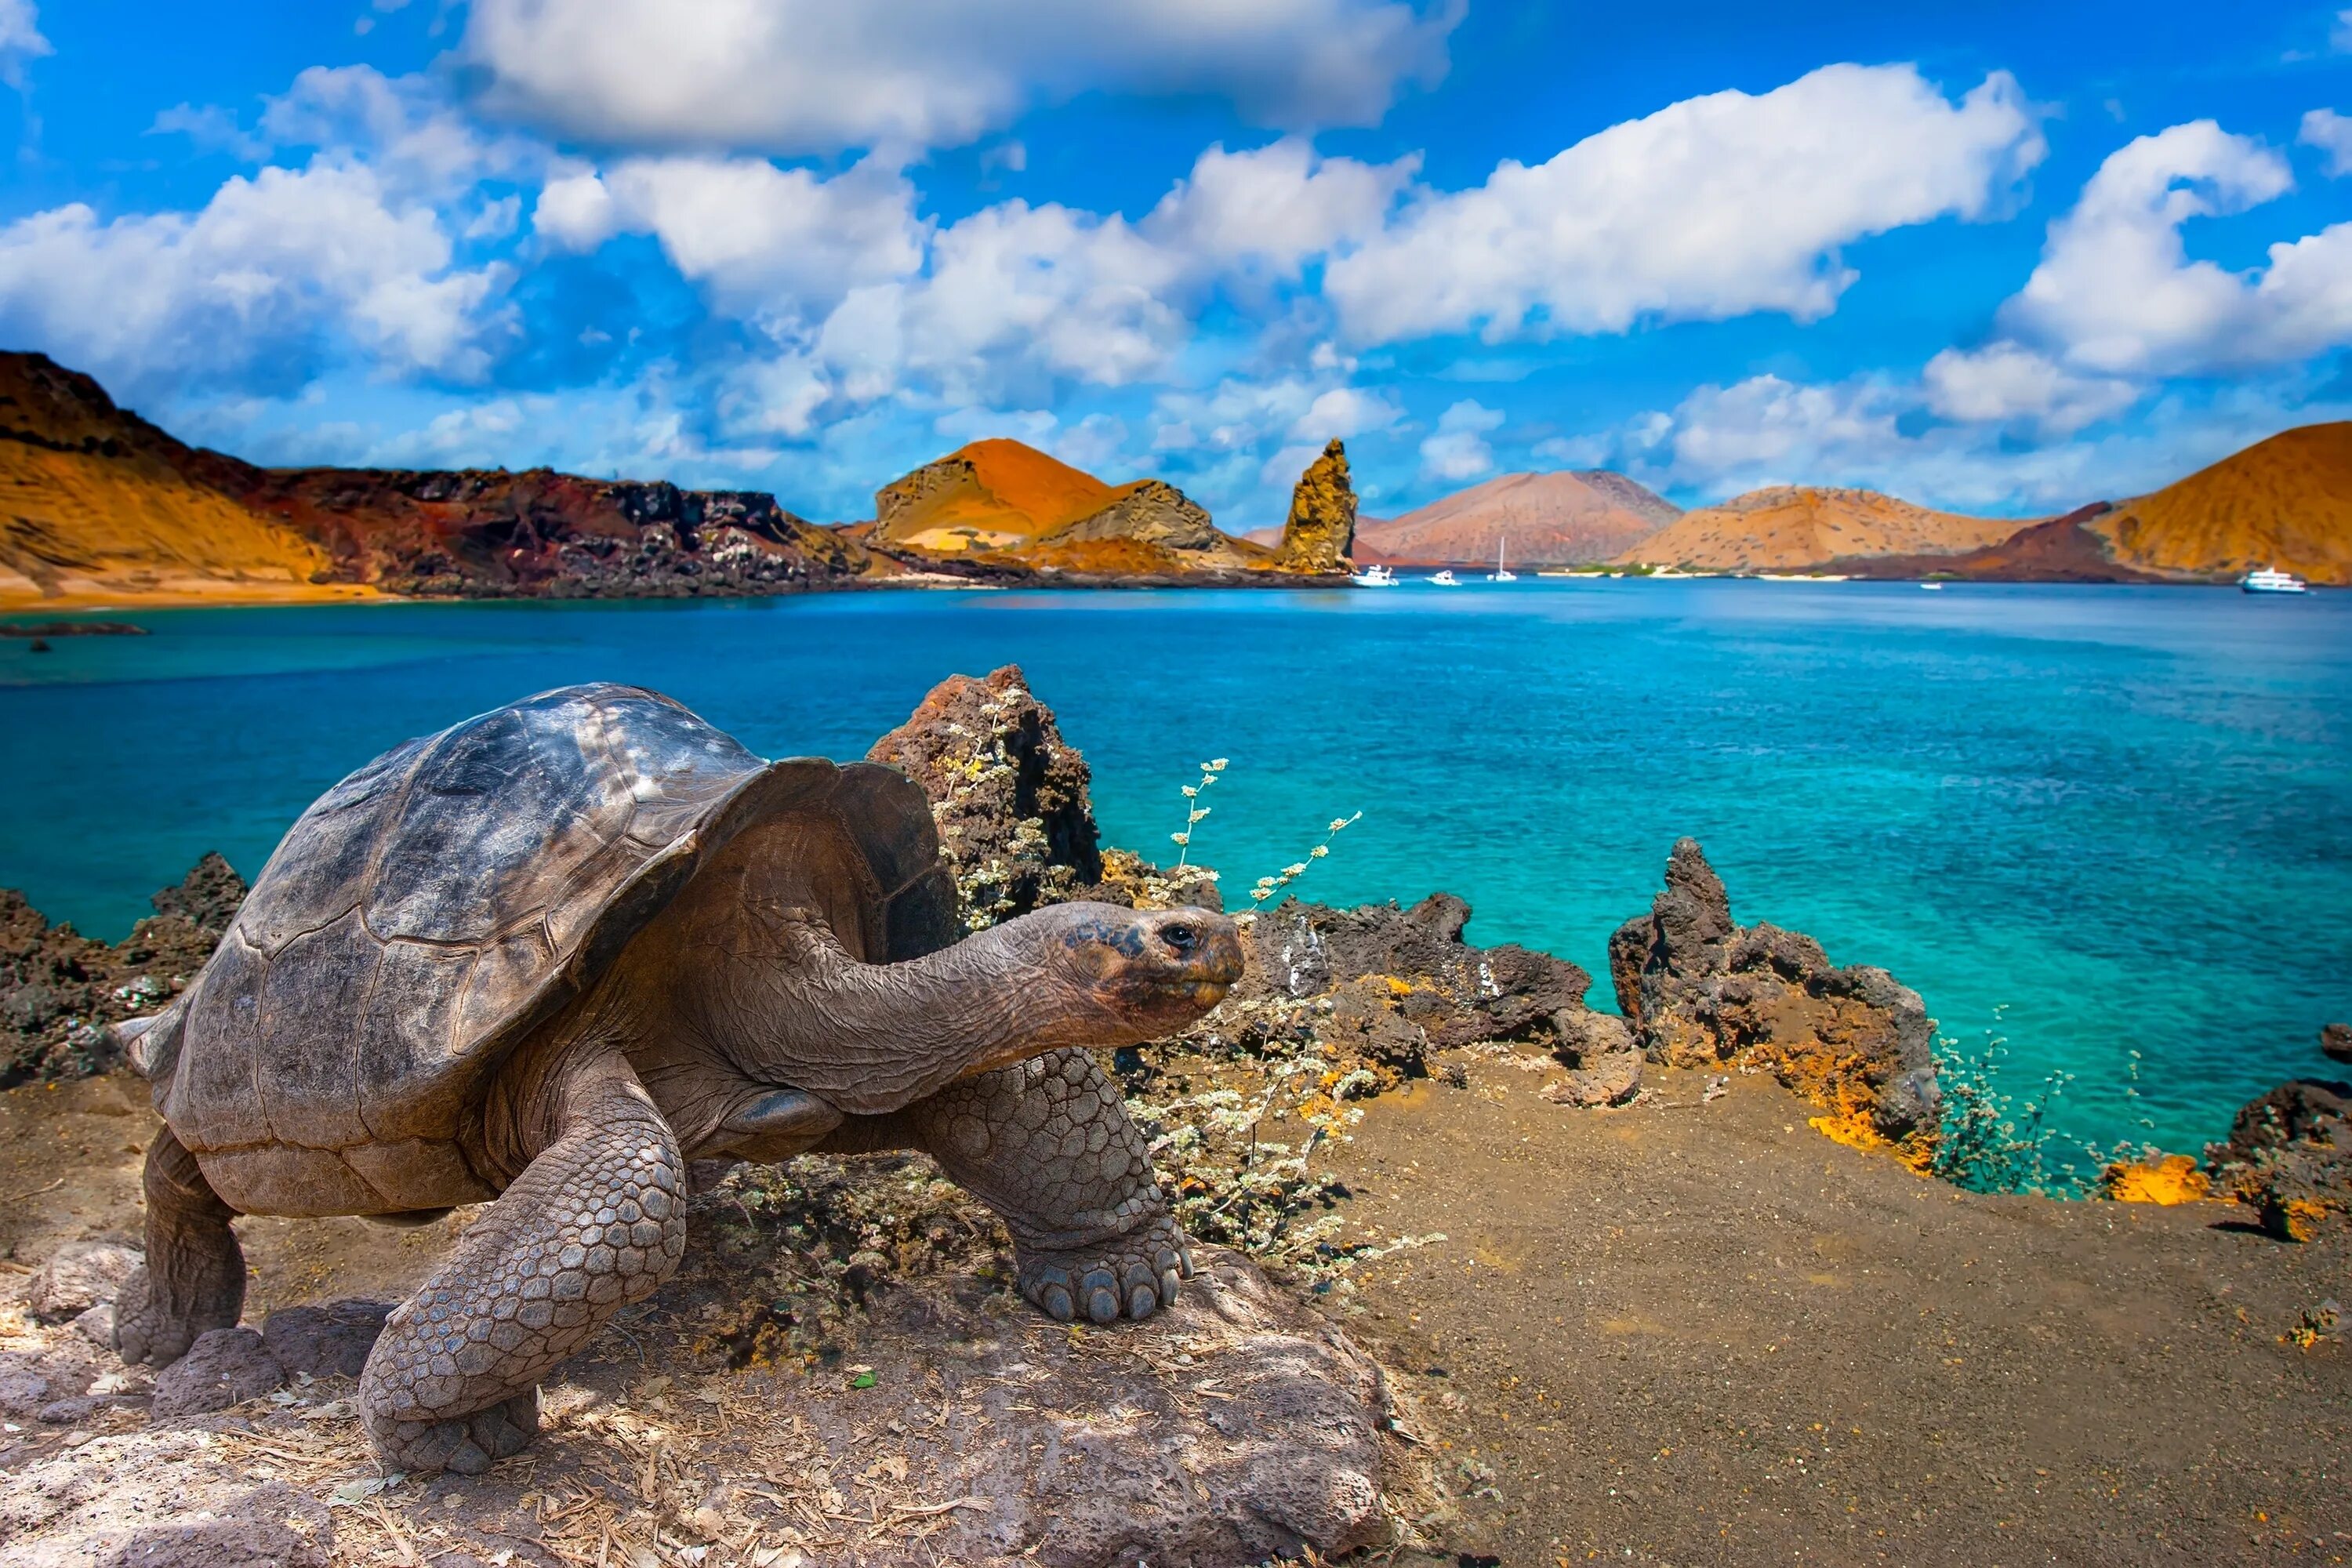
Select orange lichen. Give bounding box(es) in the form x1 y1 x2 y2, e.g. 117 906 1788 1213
2100 1153 2213 1206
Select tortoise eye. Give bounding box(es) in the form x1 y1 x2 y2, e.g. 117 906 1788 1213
1161 922 1196 951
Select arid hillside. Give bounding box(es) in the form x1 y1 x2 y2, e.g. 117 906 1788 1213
0 354 357 606
1357 470 1678 566
1618 485 2023 571
0 351 880 606
2094 422 2352 584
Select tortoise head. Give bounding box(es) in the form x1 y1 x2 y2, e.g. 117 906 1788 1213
1036 902 1245 1041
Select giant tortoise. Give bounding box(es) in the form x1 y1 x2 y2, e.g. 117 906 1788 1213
116 684 1241 1474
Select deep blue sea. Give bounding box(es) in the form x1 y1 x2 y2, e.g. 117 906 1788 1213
5 580 2347 1162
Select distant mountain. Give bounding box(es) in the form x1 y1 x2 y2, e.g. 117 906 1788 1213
2092 423 2352 585
1843 504 2161 583
1617 485 2020 572
0 351 877 607
869 437 1298 578
1356 470 1678 566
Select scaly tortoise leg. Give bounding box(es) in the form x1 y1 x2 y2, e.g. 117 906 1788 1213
114 1127 248 1366
358 1055 685 1475
830 1047 1191 1325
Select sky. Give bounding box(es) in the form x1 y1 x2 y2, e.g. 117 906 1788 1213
1 2 2348 527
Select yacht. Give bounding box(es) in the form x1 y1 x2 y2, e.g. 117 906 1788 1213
1487 539 1518 583
1428 568 1461 586
2241 565 2309 594
1350 562 1398 588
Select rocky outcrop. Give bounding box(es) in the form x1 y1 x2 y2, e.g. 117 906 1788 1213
1274 440 1357 572
867 666 1107 928
0 855 244 1084
1051 479 1224 550
2206 1029 2352 1241
1196 892 1634 1101
1610 840 1940 1161
234 466 876 598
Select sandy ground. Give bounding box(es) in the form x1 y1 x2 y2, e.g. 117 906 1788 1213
1327 1058 2351 1566
2 1065 2345 1566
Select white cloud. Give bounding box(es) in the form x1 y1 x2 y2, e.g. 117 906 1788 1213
149 103 271 161
260 66 541 200
1999 119 2352 376
1418 397 1503 480
460 0 1461 155
1921 341 2140 434
1142 139 1416 279
535 155 925 321
2336 9 2352 52
1324 64 2045 346
1289 385 1402 441
2302 108 2352 176
0 0 49 90
0 162 512 397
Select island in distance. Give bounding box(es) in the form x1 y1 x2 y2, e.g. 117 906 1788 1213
3 347 2348 609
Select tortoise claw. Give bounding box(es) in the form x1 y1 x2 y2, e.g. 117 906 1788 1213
1017 1217 1192 1327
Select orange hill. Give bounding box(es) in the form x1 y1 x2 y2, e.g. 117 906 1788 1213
2094 423 2352 585
1358 470 1677 567
869 438 1285 576
0 354 358 607
1617 486 2021 572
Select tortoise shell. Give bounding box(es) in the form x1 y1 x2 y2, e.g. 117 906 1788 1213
145 684 955 1196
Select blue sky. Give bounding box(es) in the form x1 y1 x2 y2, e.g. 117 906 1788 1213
2 2 2348 526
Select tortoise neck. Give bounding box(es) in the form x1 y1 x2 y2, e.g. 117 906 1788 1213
703 912 1106 1116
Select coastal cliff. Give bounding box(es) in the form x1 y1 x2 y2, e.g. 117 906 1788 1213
0 351 882 606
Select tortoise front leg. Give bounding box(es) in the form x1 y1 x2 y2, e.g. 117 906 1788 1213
115 1127 247 1366
359 1054 685 1475
827 1048 1192 1325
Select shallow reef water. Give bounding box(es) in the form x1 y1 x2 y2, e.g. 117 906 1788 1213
2 578 2347 1157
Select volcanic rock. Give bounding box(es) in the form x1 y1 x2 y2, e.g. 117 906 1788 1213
867 665 1106 930
148 1329 283 1417
260 1301 391 1381
25 1243 142 1324
1611 839 1940 1160
1359 469 1677 567
0 855 245 1084
1274 440 1358 572
2321 1022 2352 1066
2207 1074 2352 1243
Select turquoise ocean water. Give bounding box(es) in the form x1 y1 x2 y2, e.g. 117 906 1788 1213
4 580 2347 1160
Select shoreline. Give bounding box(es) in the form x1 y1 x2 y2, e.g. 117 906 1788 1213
3 571 2326 615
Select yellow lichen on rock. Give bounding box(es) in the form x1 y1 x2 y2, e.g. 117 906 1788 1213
1275 438 1357 572
2099 1153 2212 1206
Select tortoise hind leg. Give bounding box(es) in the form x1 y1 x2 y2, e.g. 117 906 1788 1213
115 1127 247 1366
359 1054 685 1475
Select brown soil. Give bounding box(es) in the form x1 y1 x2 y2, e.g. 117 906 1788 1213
1326 1057 2352 1565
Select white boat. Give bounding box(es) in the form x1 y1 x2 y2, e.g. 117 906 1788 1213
1487 539 1517 583
1428 568 1461 586
1350 563 1398 588
1919 581 1944 590
2241 565 2309 594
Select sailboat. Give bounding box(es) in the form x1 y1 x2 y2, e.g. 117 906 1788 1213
1487 537 1518 583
